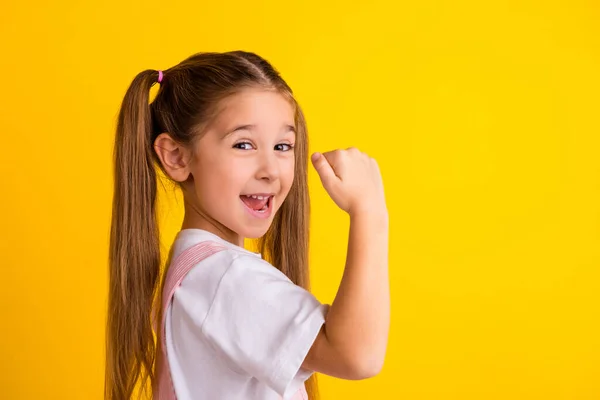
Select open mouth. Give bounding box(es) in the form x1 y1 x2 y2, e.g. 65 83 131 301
240 194 273 214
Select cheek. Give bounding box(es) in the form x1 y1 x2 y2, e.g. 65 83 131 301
197 158 248 198
193 158 229 197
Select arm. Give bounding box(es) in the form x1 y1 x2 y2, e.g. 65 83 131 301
302 149 390 380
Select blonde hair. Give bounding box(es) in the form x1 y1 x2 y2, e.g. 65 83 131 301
106 51 316 399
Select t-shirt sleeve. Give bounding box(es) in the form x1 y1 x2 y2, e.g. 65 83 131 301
201 253 328 398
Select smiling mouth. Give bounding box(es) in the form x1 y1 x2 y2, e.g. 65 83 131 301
240 194 273 213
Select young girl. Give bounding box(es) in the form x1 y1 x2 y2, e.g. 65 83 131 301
105 51 389 400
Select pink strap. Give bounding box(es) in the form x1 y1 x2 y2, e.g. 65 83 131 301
156 241 227 400
155 240 309 400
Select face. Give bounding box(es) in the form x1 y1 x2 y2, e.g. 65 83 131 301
182 88 296 246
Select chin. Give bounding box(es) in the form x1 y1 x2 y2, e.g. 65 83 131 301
241 223 272 240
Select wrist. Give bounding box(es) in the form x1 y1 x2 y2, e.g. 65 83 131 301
348 207 389 225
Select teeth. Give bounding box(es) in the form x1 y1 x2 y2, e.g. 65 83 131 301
247 195 267 200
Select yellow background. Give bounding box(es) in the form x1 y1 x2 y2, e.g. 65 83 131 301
1 0 599 399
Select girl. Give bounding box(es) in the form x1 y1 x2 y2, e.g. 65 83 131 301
105 51 389 400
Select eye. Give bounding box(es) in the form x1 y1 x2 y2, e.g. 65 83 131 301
275 143 295 152
233 141 254 150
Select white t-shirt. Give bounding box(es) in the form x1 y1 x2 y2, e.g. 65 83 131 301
164 229 329 400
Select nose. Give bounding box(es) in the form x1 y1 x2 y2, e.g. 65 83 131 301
255 151 280 182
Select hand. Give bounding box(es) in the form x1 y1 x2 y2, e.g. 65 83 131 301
311 147 387 217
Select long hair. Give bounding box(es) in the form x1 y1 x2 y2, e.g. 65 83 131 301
106 51 318 400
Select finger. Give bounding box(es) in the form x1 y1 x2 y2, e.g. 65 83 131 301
311 152 337 185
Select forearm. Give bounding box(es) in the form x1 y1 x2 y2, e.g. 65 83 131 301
324 210 390 375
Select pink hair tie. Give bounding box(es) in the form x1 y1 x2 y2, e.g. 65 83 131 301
158 70 164 83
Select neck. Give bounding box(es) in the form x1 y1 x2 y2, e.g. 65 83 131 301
181 207 244 248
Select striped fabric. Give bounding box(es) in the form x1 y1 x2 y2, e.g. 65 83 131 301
156 241 227 400
155 240 309 400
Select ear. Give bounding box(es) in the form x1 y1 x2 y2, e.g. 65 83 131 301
153 133 192 182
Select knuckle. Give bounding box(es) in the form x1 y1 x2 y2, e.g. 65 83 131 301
322 151 334 161
333 149 345 160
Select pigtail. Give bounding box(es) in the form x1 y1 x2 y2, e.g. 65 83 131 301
261 103 311 289
106 70 162 400
259 103 320 400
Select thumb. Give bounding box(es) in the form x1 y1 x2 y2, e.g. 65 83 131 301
311 152 337 185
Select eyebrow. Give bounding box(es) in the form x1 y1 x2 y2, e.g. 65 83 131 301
222 124 296 139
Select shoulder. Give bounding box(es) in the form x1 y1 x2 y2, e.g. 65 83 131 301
222 252 302 295
177 246 289 297
171 247 253 322
177 246 246 287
